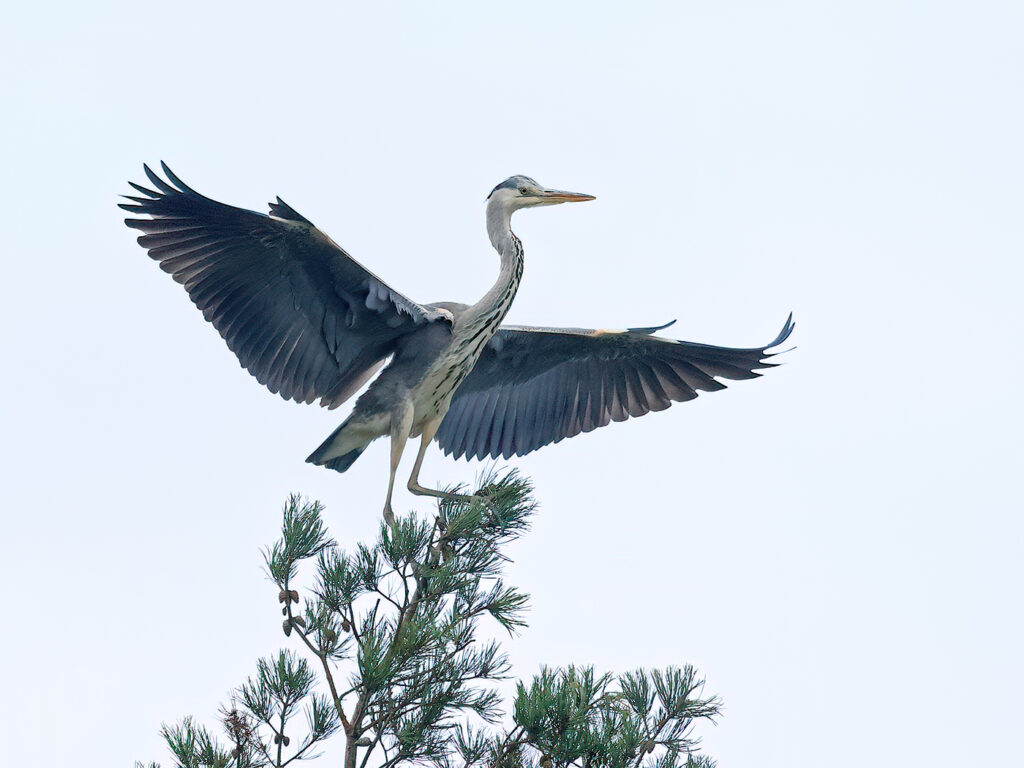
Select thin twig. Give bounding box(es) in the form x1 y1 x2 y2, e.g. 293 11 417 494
284 595 351 733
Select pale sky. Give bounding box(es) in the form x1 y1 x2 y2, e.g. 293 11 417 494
2 2 1022 766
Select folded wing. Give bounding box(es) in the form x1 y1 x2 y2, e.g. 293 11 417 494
436 315 794 460
122 163 450 408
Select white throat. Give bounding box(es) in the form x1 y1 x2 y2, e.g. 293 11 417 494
486 192 518 255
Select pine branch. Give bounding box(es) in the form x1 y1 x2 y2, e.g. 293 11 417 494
140 471 721 768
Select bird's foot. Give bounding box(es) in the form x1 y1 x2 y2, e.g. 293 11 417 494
383 504 397 528
444 490 493 511
409 483 495 513
409 484 472 503
407 481 440 499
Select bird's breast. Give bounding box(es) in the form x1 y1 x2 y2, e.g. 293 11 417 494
413 243 523 423
414 306 509 420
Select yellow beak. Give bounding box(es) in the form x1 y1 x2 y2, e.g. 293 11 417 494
538 189 596 203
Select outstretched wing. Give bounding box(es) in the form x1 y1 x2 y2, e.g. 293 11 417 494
436 315 794 460
122 163 450 408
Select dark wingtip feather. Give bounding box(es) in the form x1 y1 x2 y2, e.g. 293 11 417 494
128 181 160 198
142 163 170 193
628 319 677 335
765 312 795 350
160 161 201 197
757 313 796 363
123 162 214 223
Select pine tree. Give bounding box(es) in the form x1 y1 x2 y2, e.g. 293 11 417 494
138 471 721 768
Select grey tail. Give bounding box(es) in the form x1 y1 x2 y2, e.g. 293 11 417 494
326 448 365 473
306 416 370 473
307 446 365 473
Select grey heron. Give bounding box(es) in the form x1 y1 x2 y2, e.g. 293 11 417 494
122 164 793 522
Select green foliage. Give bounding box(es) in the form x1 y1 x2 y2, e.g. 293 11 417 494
142 471 720 768
454 665 720 768
265 495 333 584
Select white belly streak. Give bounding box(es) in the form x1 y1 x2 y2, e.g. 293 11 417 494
410 302 510 430
412 336 488 423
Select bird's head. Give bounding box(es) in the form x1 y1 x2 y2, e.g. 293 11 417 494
486 175 595 211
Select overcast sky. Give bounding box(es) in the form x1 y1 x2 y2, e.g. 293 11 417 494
2 2 1022 766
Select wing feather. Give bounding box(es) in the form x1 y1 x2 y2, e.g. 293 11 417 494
123 163 450 407
436 315 794 460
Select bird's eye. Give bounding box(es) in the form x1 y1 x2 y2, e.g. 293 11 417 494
518 187 529 195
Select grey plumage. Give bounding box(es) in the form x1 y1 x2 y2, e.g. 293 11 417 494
436 316 794 460
121 163 450 411
122 164 793 522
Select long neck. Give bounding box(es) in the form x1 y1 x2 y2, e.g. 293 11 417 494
463 200 524 329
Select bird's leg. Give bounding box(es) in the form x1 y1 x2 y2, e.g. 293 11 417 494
407 418 448 497
383 402 414 527
401 417 497 520
407 418 474 505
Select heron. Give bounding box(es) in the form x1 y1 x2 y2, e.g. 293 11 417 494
122 164 793 522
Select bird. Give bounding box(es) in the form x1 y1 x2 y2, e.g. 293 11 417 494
122 163 793 523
